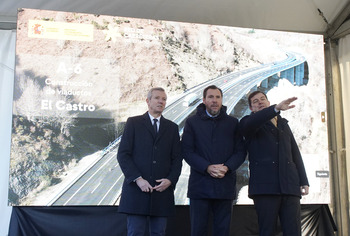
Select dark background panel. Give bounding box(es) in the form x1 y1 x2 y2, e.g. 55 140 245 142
8 205 336 236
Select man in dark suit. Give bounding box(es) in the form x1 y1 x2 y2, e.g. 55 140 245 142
182 85 246 236
239 91 309 236
117 87 182 236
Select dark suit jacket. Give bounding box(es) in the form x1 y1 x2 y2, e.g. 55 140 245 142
239 105 309 198
117 112 182 216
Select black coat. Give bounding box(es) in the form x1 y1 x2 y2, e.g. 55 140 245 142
182 104 246 199
239 105 309 198
117 112 182 216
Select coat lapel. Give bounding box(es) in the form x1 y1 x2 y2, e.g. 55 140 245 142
154 116 170 143
142 113 170 142
157 116 167 139
142 112 156 138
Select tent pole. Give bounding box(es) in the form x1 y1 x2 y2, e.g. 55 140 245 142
324 38 349 236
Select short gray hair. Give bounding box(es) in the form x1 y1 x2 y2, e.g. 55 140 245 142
147 87 166 100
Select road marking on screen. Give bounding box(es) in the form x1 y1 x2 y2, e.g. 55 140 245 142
63 154 116 205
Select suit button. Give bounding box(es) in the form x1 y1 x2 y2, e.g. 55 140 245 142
153 161 156 164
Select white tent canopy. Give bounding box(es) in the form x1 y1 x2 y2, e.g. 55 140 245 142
1 0 350 235
0 0 350 37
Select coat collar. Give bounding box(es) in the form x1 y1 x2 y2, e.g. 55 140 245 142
142 112 168 140
196 103 228 120
268 114 288 129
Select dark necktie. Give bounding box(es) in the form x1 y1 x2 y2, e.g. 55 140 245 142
153 119 158 134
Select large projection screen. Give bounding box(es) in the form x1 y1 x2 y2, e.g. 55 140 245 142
9 8 329 206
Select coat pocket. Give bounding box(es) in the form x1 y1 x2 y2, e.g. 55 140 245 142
249 161 279 184
286 161 300 185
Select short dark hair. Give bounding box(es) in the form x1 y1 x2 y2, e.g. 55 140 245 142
248 91 267 107
203 85 223 98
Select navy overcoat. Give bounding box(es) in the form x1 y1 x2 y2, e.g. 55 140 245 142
239 105 309 198
117 112 182 216
182 104 246 200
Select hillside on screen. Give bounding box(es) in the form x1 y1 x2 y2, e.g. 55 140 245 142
9 8 328 206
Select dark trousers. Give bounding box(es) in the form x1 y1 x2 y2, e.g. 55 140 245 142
127 215 167 236
253 195 301 236
189 198 233 236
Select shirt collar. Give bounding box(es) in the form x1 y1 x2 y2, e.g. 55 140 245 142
206 109 219 118
148 112 160 122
